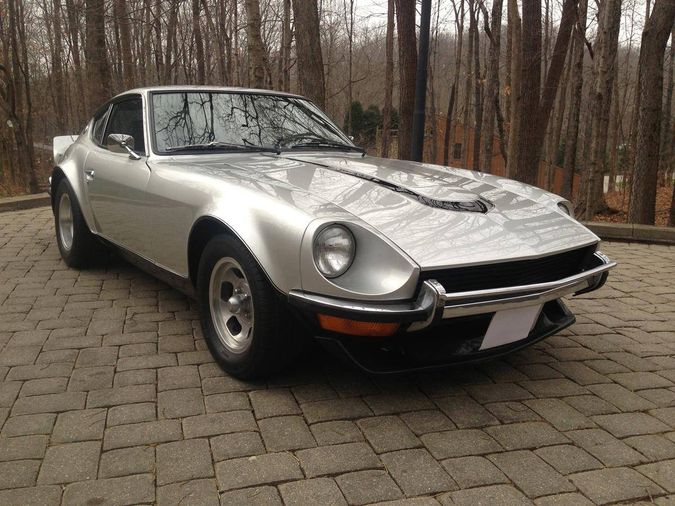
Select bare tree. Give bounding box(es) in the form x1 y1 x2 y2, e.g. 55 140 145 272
344 0 355 136
443 0 465 166
85 0 112 110
380 0 395 158
0 0 38 192
505 0 521 175
281 0 292 91
292 0 325 107
64 0 85 123
51 0 67 130
115 0 134 89
245 0 267 88
560 0 587 199
470 1 483 171
395 0 417 160
193 0 206 84
461 0 476 170
658 28 674 184
511 0 578 186
628 0 675 224
479 0 503 172
578 0 622 220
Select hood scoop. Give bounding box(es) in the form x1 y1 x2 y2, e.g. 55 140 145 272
289 156 494 214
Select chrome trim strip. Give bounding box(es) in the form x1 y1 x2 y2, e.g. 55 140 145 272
289 252 615 330
440 256 615 318
288 280 437 322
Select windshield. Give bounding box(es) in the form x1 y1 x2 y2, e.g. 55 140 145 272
151 91 351 154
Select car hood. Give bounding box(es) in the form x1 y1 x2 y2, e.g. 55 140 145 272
170 153 599 270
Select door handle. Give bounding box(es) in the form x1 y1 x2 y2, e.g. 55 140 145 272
85 170 95 182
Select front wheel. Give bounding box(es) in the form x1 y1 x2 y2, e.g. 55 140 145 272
197 235 297 378
54 179 103 268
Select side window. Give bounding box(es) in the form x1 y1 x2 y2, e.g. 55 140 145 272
104 98 146 154
91 106 111 145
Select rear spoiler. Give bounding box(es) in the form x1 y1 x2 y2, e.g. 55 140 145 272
53 135 78 165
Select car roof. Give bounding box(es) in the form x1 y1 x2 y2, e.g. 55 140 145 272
113 85 306 100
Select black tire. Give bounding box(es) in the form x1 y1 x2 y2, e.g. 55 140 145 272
54 179 104 268
197 234 298 378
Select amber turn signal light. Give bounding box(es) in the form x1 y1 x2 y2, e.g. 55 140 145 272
317 314 400 337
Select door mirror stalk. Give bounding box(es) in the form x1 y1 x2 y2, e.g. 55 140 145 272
107 133 142 160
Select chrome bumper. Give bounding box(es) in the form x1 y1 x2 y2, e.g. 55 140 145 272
289 251 616 331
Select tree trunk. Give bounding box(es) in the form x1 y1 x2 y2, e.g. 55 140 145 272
284 0 292 91
578 0 621 221
658 28 674 184
51 0 67 130
115 0 134 89
164 0 179 84
64 0 85 122
142 0 153 84
512 0 542 183
395 0 417 160
244 0 266 89
85 0 111 111
292 0 325 107
505 0 521 176
443 0 465 167
345 0 354 136
461 0 475 170
545 53 569 191
471 3 483 171
380 0 395 158
480 0 503 173
193 0 206 84
223 0 233 85
512 0 578 186
607 77 620 192
628 0 675 224
560 0 587 200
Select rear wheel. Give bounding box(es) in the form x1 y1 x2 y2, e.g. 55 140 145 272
54 179 103 268
197 235 298 378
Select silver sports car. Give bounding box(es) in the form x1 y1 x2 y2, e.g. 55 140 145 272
50 86 615 378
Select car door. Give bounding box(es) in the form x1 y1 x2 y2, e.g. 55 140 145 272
85 95 152 256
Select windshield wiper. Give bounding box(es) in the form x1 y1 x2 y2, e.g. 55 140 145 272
165 141 280 154
289 140 365 154
276 133 363 152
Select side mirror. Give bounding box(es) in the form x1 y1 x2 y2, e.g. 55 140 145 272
107 133 141 160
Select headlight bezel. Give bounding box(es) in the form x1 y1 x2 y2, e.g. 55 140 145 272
312 224 356 279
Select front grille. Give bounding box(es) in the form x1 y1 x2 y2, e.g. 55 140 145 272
422 244 597 293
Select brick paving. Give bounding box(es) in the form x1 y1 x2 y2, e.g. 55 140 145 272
0 206 674 505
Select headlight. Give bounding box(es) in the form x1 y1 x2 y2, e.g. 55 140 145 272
557 201 574 218
313 224 356 278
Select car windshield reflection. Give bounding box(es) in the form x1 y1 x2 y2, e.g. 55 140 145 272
151 91 355 154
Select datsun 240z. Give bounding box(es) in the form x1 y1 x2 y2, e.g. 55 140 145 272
49 86 615 378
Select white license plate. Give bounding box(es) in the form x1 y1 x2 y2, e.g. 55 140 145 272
479 305 543 351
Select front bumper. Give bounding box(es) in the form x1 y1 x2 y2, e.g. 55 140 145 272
288 251 615 373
